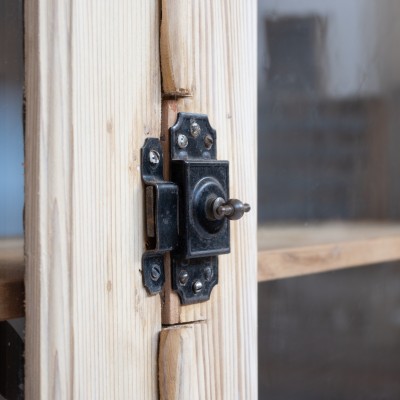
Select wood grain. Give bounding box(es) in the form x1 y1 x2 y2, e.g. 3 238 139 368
160 321 248 400
159 324 200 400
258 222 400 250
4 223 400 323
24 1 161 398
0 238 24 320
159 1 258 399
160 0 193 96
258 223 400 281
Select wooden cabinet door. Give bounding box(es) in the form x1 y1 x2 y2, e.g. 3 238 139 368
24 1 257 399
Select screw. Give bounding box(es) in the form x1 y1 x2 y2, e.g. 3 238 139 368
179 270 189 286
204 134 213 150
149 150 160 165
190 121 201 138
177 134 188 148
150 264 161 281
192 280 203 294
204 267 213 281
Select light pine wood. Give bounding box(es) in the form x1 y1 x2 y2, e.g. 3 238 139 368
159 324 200 400
258 222 400 250
258 223 400 281
3 224 400 322
0 238 24 320
160 0 194 96
24 1 161 399
159 1 258 399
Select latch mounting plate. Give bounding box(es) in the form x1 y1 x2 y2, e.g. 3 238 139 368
141 113 250 304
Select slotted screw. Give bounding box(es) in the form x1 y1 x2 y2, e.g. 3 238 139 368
149 150 160 165
179 270 189 286
192 280 203 294
177 134 188 148
150 264 161 281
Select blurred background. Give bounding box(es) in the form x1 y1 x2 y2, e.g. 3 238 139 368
0 0 24 238
1 1 24 399
258 0 400 399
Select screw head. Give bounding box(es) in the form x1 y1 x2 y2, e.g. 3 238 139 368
204 267 213 281
150 264 161 281
204 134 213 150
179 270 189 286
190 121 201 138
177 134 188 148
192 280 203 294
149 150 160 165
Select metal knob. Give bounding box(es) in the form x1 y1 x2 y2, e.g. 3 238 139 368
209 197 251 221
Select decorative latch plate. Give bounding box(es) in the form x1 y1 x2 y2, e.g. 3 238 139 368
141 113 250 304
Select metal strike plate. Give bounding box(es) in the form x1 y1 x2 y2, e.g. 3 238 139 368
141 138 178 295
141 113 250 305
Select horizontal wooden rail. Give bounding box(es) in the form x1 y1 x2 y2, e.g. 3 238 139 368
0 238 24 320
258 222 400 281
2 223 400 319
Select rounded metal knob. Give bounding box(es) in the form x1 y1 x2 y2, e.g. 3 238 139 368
210 197 251 221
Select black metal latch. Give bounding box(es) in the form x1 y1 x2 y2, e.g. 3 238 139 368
141 113 250 304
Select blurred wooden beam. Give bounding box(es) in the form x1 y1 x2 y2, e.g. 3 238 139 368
258 222 400 281
3 224 400 320
0 238 24 320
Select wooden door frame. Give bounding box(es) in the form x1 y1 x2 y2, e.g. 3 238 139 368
24 1 258 399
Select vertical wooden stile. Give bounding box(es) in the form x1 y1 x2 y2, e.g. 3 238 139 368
24 0 256 398
24 1 162 398
159 1 258 399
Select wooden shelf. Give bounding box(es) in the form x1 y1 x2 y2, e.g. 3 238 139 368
258 222 400 282
0 238 24 320
2 224 400 319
